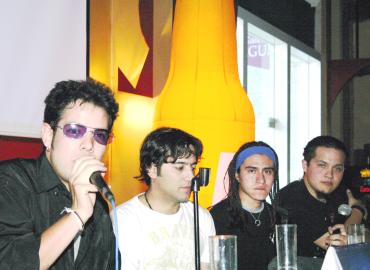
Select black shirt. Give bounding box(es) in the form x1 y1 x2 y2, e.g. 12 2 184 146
210 198 275 270
273 180 347 258
0 155 116 270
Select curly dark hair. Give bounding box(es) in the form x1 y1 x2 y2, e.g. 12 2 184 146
44 79 119 132
137 127 203 185
225 141 279 232
303 135 348 165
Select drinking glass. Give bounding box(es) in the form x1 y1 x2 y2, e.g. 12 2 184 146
347 224 365 244
275 224 297 270
209 235 237 270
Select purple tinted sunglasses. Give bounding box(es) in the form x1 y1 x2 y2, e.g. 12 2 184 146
56 123 112 145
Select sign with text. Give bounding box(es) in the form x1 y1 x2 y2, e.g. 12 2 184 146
248 34 270 69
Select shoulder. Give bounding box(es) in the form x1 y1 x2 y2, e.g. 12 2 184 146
274 180 307 210
181 201 214 223
264 201 274 211
113 195 147 229
195 203 216 234
0 158 40 218
209 198 229 216
276 180 305 199
0 158 38 189
181 201 209 215
0 158 36 175
116 195 142 215
209 199 234 228
210 198 229 210
279 180 304 193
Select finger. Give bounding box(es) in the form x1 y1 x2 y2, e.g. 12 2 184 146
330 224 347 235
329 239 346 246
72 155 96 169
72 156 105 176
346 189 354 200
70 158 106 184
329 234 347 246
69 156 96 181
74 163 106 184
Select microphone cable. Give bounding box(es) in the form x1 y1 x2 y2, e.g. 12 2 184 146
110 199 120 270
90 172 119 269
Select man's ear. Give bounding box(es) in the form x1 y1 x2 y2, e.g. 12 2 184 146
41 123 53 150
147 163 158 179
235 172 240 182
302 159 308 173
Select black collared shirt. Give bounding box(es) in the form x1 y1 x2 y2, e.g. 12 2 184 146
273 180 347 258
0 155 116 269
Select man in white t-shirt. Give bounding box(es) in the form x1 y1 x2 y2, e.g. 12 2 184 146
114 127 215 270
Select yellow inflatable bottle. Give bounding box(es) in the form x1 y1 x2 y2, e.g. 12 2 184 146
154 0 255 207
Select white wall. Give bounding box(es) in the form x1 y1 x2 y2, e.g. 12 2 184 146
0 0 86 138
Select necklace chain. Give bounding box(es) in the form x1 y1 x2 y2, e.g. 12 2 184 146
144 192 153 210
242 203 264 226
249 211 262 226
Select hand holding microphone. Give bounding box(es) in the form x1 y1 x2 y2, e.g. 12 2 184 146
338 204 352 216
90 171 115 202
68 156 108 223
328 204 352 235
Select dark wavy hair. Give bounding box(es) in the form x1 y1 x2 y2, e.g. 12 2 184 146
225 141 279 232
303 135 348 164
44 79 119 132
137 127 203 185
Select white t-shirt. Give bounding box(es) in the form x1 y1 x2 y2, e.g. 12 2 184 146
113 194 215 270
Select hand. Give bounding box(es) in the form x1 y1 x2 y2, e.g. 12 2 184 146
68 156 107 223
346 189 362 207
326 224 347 246
346 189 368 220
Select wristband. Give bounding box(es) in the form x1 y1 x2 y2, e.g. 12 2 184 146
351 205 366 219
60 207 85 231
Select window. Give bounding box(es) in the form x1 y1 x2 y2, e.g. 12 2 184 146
290 47 321 181
237 8 321 188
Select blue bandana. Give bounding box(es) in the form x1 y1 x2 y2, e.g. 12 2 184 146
235 146 277 170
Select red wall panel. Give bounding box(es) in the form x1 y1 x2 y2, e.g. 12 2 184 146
0 136 43 161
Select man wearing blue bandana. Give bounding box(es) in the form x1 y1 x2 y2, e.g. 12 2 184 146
210 141 279 270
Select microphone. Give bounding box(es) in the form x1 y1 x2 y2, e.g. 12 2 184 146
191 168 210 191
90 171 115 202
329 204 352 234
198 168 210 187
338 204 352 217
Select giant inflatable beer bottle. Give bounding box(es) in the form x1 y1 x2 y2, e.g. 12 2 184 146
154 0 255 206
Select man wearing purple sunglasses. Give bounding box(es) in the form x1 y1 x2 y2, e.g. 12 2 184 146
0 79 119 269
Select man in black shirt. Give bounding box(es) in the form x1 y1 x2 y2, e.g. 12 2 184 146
210 141 278 269
274 136 366 257
0 79 119 269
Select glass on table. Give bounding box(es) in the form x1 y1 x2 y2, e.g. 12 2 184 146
275 224 297 270
209 235 237 270
347 224 365 245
